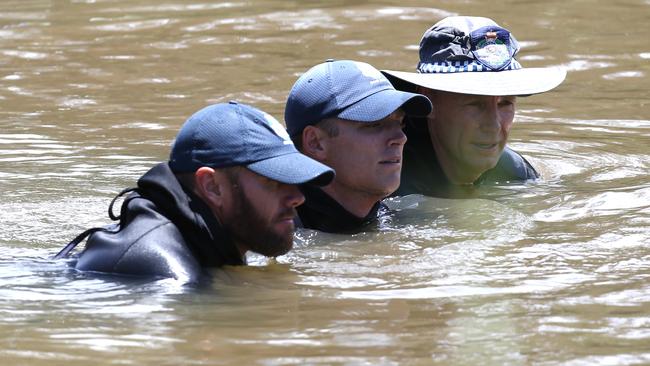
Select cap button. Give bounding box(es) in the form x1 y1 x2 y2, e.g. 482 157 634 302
229 100 238 105
325 59 335 62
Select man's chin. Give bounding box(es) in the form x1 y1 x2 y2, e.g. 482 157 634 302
257 239 293 258
253 229 294 257
369 177 401 197
469 154 501 171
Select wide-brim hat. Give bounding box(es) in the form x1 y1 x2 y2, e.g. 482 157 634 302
382 16 566 96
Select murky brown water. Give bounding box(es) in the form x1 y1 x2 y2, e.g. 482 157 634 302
1 1 649 365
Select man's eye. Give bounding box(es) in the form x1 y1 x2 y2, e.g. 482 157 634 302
265 179 282 190
364 122 382 128
499 96 516 106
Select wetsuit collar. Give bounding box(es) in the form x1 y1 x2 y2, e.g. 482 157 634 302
137 163 245 267
296 184 386 233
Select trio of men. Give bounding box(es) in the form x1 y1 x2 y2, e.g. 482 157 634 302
55 16 566 283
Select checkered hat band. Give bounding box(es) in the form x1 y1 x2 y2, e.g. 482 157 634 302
417 59 522 73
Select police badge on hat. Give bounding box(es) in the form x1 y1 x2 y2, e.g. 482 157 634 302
470 26 518 71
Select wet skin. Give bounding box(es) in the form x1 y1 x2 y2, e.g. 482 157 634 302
318 110 407 215
216 168 305 257
418 88 516 184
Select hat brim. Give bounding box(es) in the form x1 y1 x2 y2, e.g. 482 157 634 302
338 88 432 122
382 67 566 96
247 152 334 186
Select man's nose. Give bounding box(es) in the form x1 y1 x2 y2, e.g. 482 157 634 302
479 97 501 132
388 122 408 146
284 184 305 208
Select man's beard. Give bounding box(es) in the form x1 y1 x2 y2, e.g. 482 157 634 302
225 185 295 258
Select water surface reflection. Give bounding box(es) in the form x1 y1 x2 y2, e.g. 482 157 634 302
1 0 649 365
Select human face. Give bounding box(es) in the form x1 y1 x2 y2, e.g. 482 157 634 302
420 89 516 184
220 168 305 257
320 109 407 200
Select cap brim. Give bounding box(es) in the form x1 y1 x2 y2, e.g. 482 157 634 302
382 67 566 96
247 151 334 186
338 88 432 122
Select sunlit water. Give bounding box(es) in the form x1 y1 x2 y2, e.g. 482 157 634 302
1 1 649 365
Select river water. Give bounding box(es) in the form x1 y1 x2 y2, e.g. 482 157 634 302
1 1 649 365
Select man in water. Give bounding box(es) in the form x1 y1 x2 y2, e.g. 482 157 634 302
383 16 567 198
54 102 334 283
284 59 432 232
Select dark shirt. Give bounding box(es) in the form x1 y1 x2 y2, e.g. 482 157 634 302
394 118 539 198
54 162 244 283
296 184 389 233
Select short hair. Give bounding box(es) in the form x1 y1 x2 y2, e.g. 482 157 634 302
175 166 241 192
291 118 340 151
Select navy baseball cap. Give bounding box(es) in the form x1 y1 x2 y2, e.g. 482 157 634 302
284 60 432 137
169 101 334 186
382 16 566 96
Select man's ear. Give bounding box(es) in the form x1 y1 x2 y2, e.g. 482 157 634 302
194 167 226 207
301 125 328 161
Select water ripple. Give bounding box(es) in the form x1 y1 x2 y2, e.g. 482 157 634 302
93 18 176 32
99 2 244 13
1 49 49 60
602 71 645 80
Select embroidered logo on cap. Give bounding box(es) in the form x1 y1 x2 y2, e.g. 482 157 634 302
355 61 385 85
262 112 293 145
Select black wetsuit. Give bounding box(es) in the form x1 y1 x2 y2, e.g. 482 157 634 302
296 184 388 233
394 118 539 198
54 162 244 283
